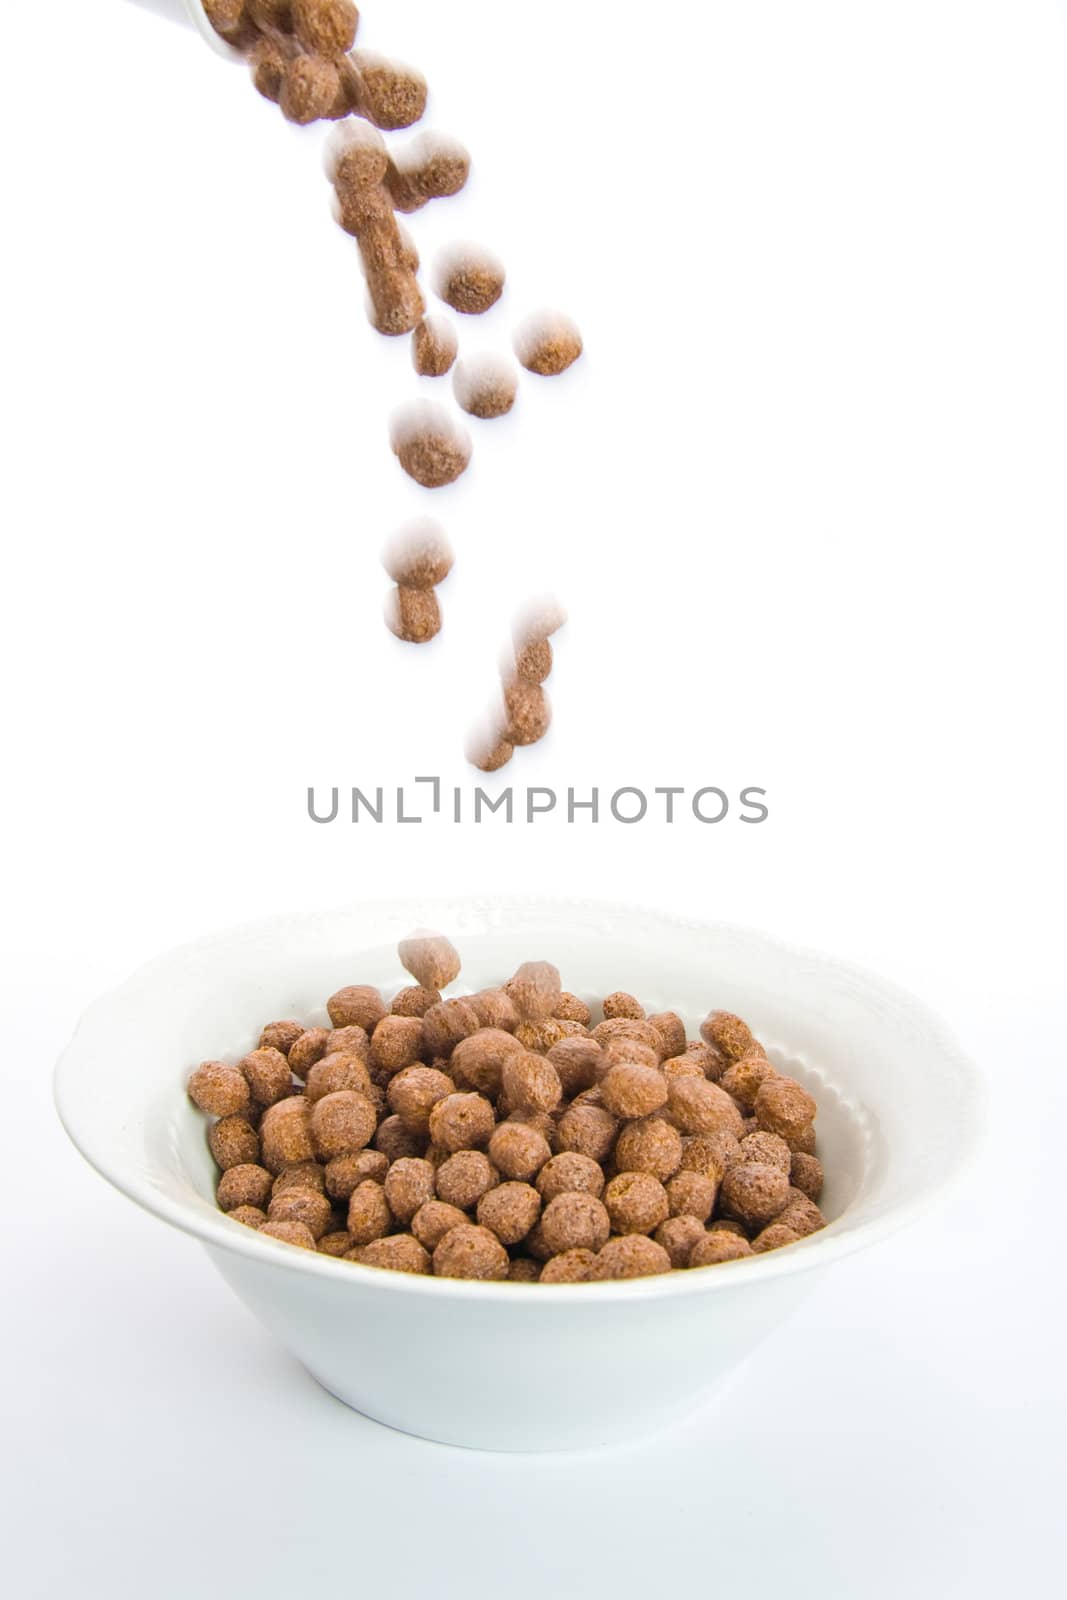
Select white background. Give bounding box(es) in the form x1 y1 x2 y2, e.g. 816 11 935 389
2 1 1065 1594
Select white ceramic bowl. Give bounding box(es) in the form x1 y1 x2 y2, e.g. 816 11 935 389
127 0 242 58
55 898 982 1451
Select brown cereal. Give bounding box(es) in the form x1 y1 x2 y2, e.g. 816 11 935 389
435 1150 499 1210
347 51 428 131
381 1157 436 1223
292 0 358 57
557 1102 618 1163
390 401 471 488
501 1051 563 1115
655 1215 706 1269
428 1091 495 1152
600 1063 668 1120
665 1170 717 1222
327 985 386 1033
309 1090 377 1160
502 678 551 746
259 1220 318 1251
487 1121 551 1183
305 1051 373 1102
661 1055 704 1080
535 1152 605 1203
271 1162 326 1196
391 985 441 1018
514 1018 577 1053
700 1010 756 1062
346 1179 393 1244
777 1190 827 1238
360 1235 430 1274
590 1236 671 1280
689 1232 753 1267
249 34 290 101
411 1200 469 1251
540 1192 611 1256
752 1223 802 1254
387 1065 456 1136
602 992 645 1021
217 1164 273 1213
720 1052 778 1111
604 1172 669 1236
318 1230 355 1257
382 524 455 594
599 1038 660 1074
514 636 553 685
385 586 442 644
790 1152 824 1202
268 1187 333 1240
508 1258 542 1282
546 1036 602 1097
468 989 520 1032
228 1205 268 1229
385 132 471 213
754 1077 818 1143
453 355 519 420
513 311 583 376
685 1041 727 1080
433 1224 510 1281
720 1161 791 1229
540 1249 596 1283
247 0 294 30
421 998 481 1059
614 1117 683 1182
647 1012 687 1060
450 1029 524 1097
281 52 342 123
590 1017 662 1053
324 1149 388 1200
326 1026 373 1061
412 316 459 377
397 932 461 990
708 1218 749 1238
288 1027 331 1080
374 1113 423 1163
477 1182 541 1246
507 961 562 1022
237 1048 293 1108
259 1097 315 1174
787 1122 818 1156
208 1115 261 1171
465 729 515 773
667 1076 744 1138
370 1015 426 1075
258 1020 304 1057
436 244 506 314
554 993 590 1026
739 1131 792 1175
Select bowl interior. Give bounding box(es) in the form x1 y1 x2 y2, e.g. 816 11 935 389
57 898 981 1284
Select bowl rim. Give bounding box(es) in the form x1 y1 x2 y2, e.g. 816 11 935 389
54 894 986 1306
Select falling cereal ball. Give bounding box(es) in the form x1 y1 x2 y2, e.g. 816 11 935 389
513 311 583 376
412 317 458 378
465 721 514 773
382 520 454 590
348 51 428 130
502 678 551 746
514 636 552 684
249 35 292 102
247 0 294 30
453 355 519 420
435 244 506 315
385 586 442 643
390 401 472 488
280 53 342 123
204 0 257 45
292 0 359 57
398 932 462 991
385 133 471 213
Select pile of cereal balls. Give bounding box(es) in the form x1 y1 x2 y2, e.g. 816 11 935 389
187 935 827 1281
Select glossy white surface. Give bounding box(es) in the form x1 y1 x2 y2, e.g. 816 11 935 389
56 898 980 1450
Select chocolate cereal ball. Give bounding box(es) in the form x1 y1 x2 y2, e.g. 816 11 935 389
383 1157 436 1223
667 1077 744 1138
680 1130 742 1180
547 1036 602 1097
614 1117 683 1182
327 985 387 1033
421 999 481 1059
292 0 358 56
599 1063 667 1120
208 1114 260 1171
272 1161 326 1197
514 1018 575 1054
591 1017 662 1054
488 1121 552 1183
411 1200 469 1251
412 316 458 377
540 1192 611 1256
599 1038 660 1074
777 1191 827 1238
655 1215 707 1268
507 961 562 1021
391 985 441 1018
217 1164 273 1213
790 1152 824 1202
502 679 551 746
450 1029 524 1097
720 1052 778 1111
647 1011 687 1061
665 1170 717 1222
318 1231 355 1257
433 1224 510 1280
360 1235 430 1274
325 1149 388 1200
228 1205 268 1229
557 1102 618 1163
513 311 583 376
305 1051 373 1102
468 988 520 1032
501 1051 562 1115
685 1041 727 1080
428 1091 495 1152
661 1055 704 1081
700 1010 756 1062
477 1182 541 1245
374 1114 422 1163
535 1152 605 1203
720 1161 790 1229
398 932 461 990
602 992 645 1021
259 1219 318 1251
540 1249 596 1283
689 1232 753 1267
754 1077 817 1143
604 1172 669 1236
369 1015 426 1076
435 1150 498 1210
288 1027 330 1079
435 244 506 315
508 1258 542 1282
709 1218 749 1237
258 1020 304 1056
752 1223 802 1254
590 1237 672 1281
555 993 592 1026
268 1187 333 1240
325 1025 372 1062
260 1097 315 1174
238 1048 292 1108
309 1090 377 1160
346 1180 392 1245
739 1130 792 1175
387 1065 455 1136
281 53 342 124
